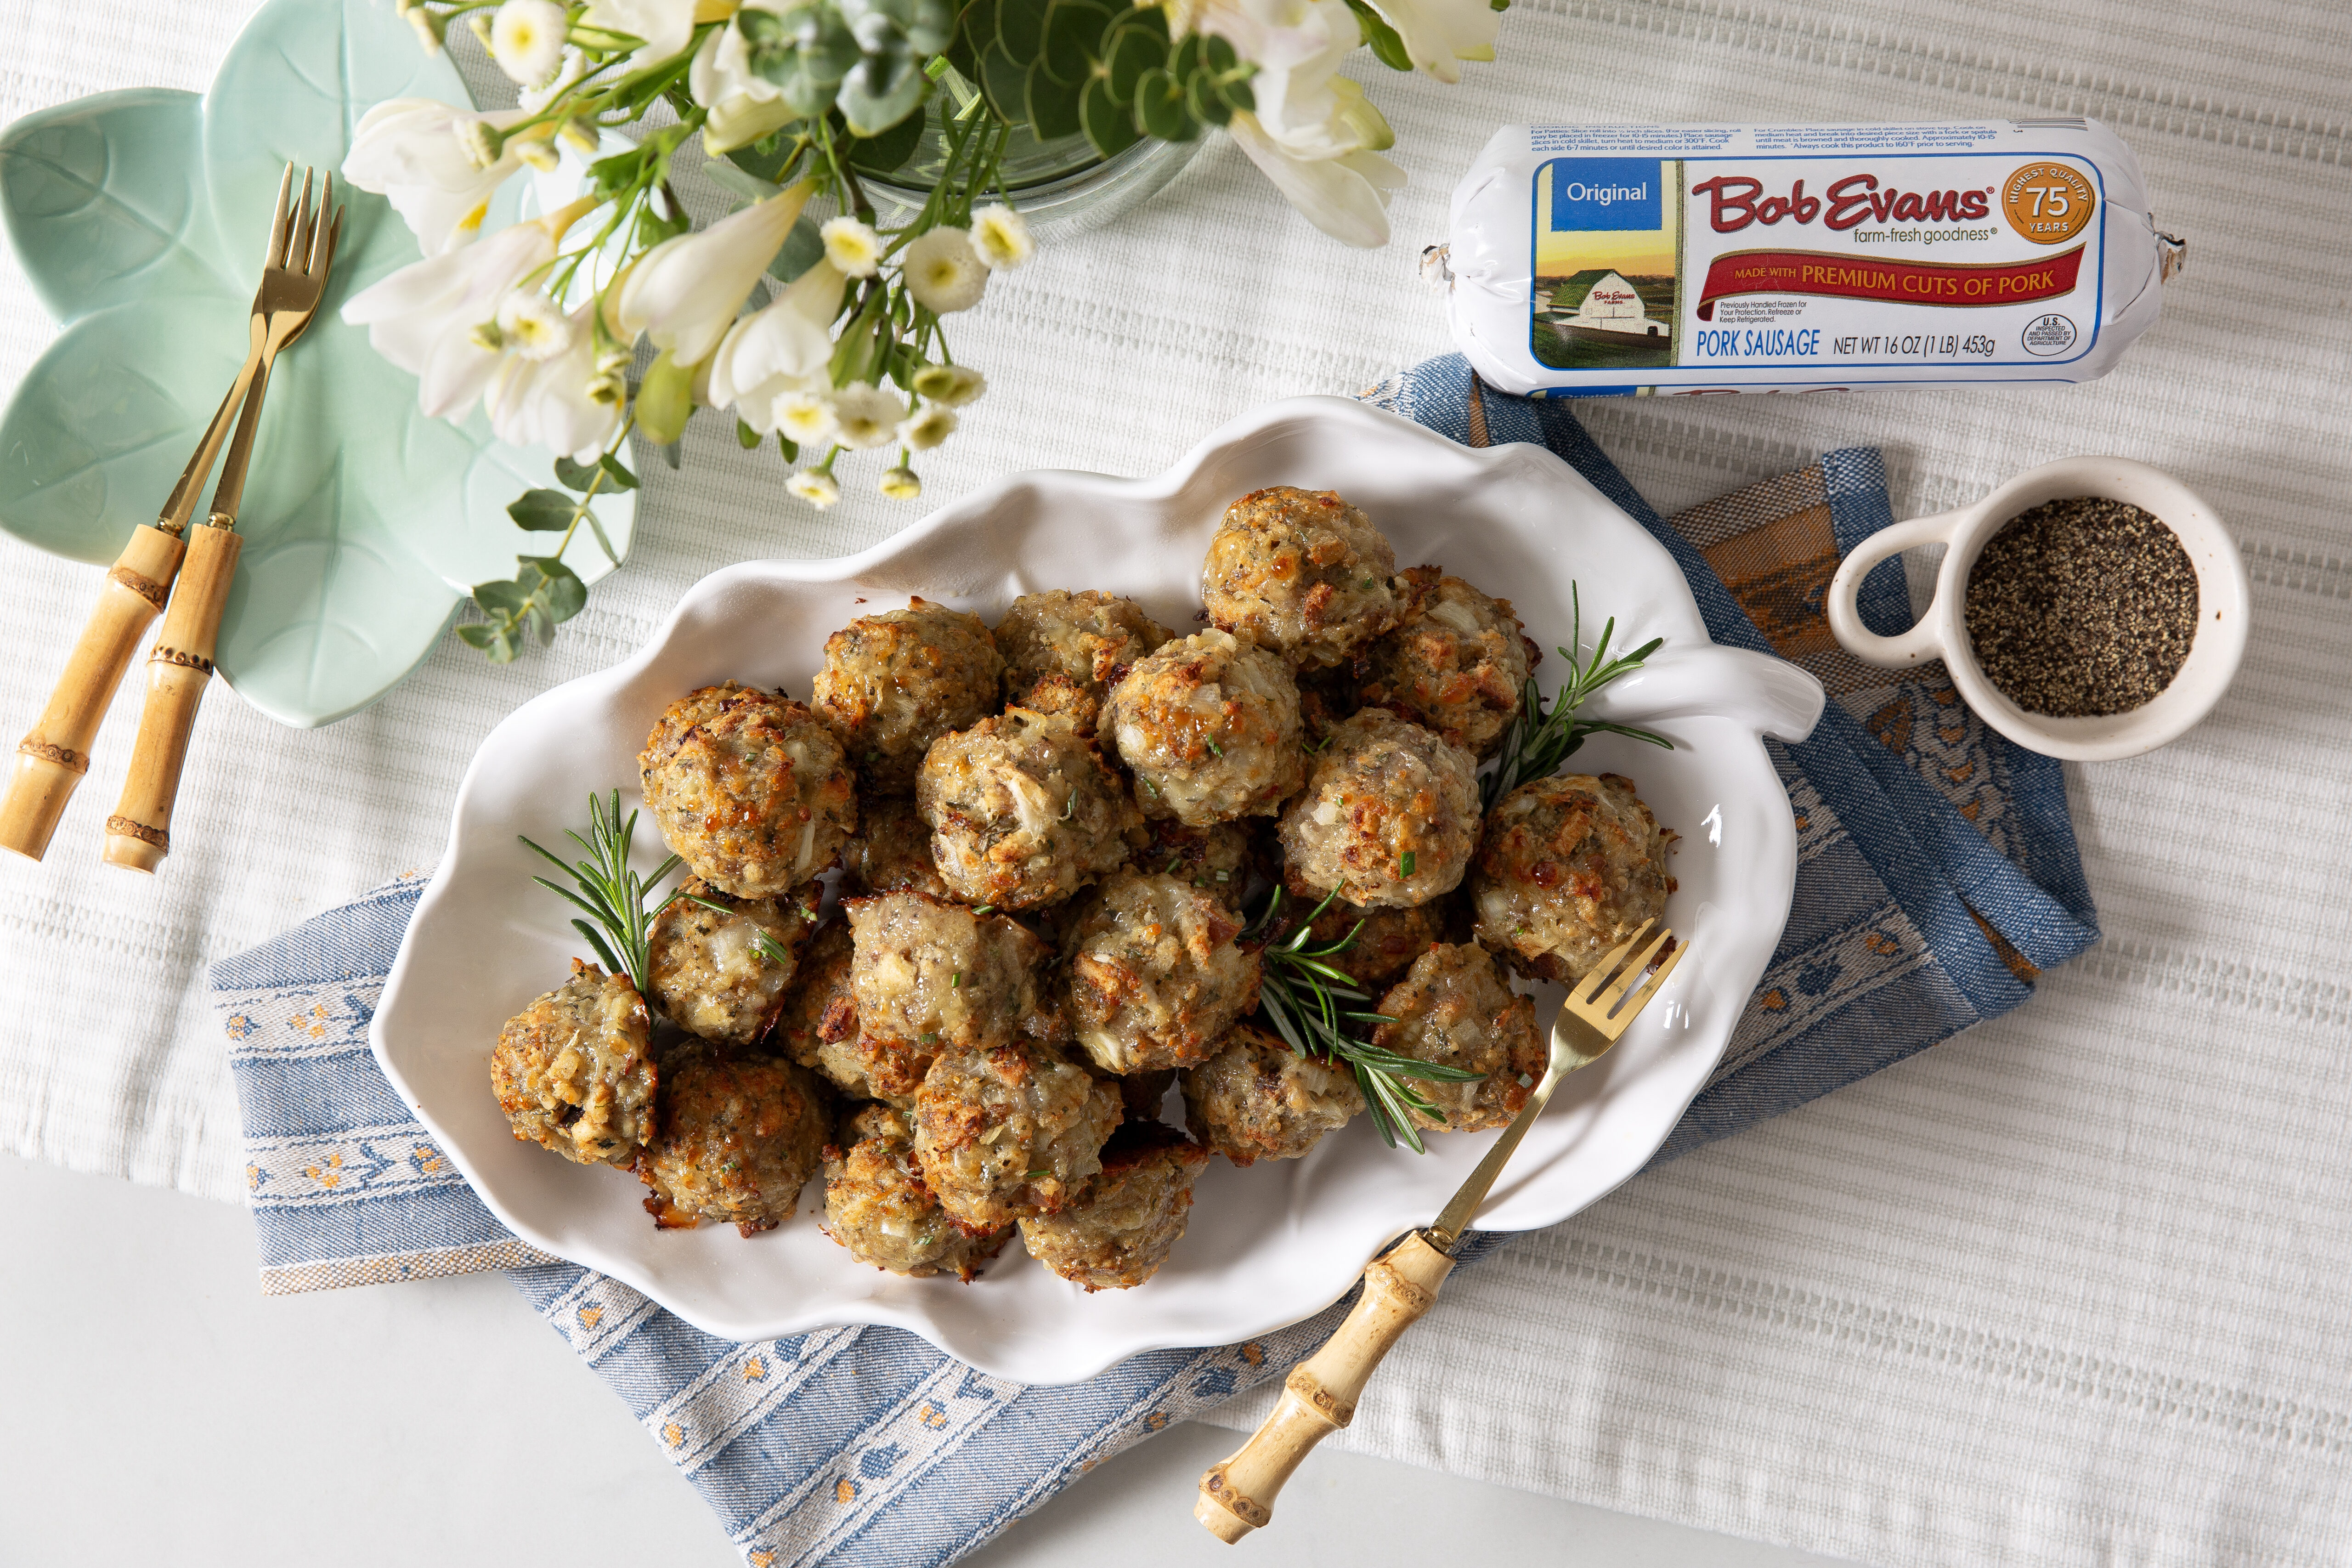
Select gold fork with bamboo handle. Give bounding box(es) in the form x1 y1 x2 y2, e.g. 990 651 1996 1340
0 166 314 863
102 168 343 874
1194 919 1688 1544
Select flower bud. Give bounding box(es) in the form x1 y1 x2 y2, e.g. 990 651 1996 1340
515 137 560 173
468 11 495 47
469 321 507 351
407 5 447 51
879 466 922 500
635 349 697 446
787 469 842 509
910 362 986 407
456 118 504 171
560 118 601 154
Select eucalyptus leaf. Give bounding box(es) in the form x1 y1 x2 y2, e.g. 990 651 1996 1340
1132 66 1192 140
1217 72 1254 113
957 0 1001 62
551 456 599 492
979 42 1030 120
1184 65 1227 126
996 0 1048 62
838 48 930 136
1344 0 1413 70
702 157 785 205
1102 23 1162 102
908 0 956 54
848 110 927 174
522 556 588 623
598 453 640 491
767 211 828 282
473 576 532 615
1025 58 1084 138
1078 74 1142 157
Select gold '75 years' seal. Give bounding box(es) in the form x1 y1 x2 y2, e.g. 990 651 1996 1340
2002 161 2096 245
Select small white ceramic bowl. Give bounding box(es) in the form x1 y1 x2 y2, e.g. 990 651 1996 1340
1826 455 2249 762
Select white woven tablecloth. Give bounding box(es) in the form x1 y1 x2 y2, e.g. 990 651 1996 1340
3 1 2347 1563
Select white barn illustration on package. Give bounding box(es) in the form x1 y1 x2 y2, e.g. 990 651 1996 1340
1548 269 1671 338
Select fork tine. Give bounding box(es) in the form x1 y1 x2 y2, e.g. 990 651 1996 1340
1571 919 1653 1005
1613 932 1687 1019
287 167 317 271
316 203 345 282
264 164 293 267
1593 923 1675 1015
305 177 337 273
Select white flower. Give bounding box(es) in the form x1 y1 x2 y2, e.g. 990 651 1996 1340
690 2 797 153
821 216 882 278
520 47 588 113
1198 0 1405 247
911 362 986 406
830 382 907 449
879 467 923 500
490 0 569 87
1357 0 1498 82
707 258 847 431
344 98 526 255
341 219 558 418
616 181 817 366
496 291 572 361
788 469 842 508
901 227 989 313
485 304 622 460
969 205 1035 270
581 0 699 66
775 391 840 448
897 403 957 450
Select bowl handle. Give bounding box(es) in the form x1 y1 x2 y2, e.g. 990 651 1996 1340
1825 511 1966 669
1592 644 1826 744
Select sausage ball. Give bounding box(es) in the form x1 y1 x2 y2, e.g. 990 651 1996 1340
916 708 1143 910
822 1104 1010 1280
1278 709 1481 909
1283 872 1447 989
1472 773 1673 985
634 1045 829 1235
1136 817 1255 908
1018 1121 1208 1291
1357 573 1537 761
995 590 1172 735
1201 486 1413 670
644 878 818 1045
912 1041 1122 1230
1181 1023 1363 1166
639 682 858 898
845 892 1049 1094
491 959 656 1167
1101 630 1303 826
1061 871 1262 1075
773 922 910 1108
811 597 1004 794
1369 942 1543 1133
845 794 953 900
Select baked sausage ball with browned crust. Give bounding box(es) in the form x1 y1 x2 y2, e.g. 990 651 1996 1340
811 597 1004 794
1472 773 1673 985
492 959 657 1167
644 878 818 1045
1181 1022 1364 1166
1370 942 1542 1133
1018 1121 1208 1291
634 1045 830 1234
1101 630 1303 826
912 1041 1122 1230
916 708 1143 910
1357 574 1538 761
1136 818 1255 908
1201 487 1413 670
1277 709 1481 910
772 922 910 1108
639 682 858 898
995 590 1173 735
1061 871 1262 1075
845 892 1050 1095
844 794 953 900
1283 872 1447 989
822 1104 1010 1280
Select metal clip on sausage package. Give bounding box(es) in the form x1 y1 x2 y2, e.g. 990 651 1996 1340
1440 120 2185 396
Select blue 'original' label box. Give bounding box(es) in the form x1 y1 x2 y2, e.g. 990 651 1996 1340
1547 158 1663 231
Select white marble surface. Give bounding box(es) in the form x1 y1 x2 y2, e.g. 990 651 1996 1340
0 1153 1847 1566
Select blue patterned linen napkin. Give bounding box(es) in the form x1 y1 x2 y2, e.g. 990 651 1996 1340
208 354 2097 1567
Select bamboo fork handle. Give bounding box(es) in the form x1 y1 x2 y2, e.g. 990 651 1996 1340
101 522 241 873
0 526 189 861
1195 1230 1457 1544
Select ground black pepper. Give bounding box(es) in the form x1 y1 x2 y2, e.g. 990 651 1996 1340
1963 496 2198 717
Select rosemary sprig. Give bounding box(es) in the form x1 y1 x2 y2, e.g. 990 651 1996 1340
1481 583 1675 812
1242 885 1484 1155
521 791 684 996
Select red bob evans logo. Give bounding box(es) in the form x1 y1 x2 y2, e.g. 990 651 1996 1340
1690 173 1993 232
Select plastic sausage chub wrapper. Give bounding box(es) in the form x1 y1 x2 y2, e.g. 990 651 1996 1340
1434 119 2185 396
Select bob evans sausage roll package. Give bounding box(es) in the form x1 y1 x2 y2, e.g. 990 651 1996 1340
1441 120 2184 396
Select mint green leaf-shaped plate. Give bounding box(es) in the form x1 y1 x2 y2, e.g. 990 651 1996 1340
0 0 633 727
